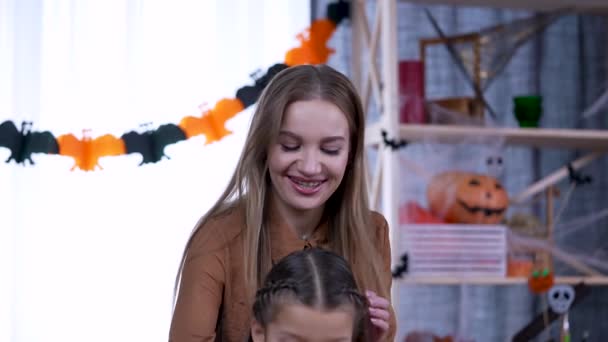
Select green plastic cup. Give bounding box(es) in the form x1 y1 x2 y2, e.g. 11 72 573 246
513 95 542 127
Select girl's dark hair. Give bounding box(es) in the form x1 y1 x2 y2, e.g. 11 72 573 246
252 247 370 341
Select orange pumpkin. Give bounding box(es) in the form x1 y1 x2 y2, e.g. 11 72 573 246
427 171 509 224
528 267 554 294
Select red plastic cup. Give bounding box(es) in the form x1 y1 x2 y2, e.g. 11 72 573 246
398 60 426 124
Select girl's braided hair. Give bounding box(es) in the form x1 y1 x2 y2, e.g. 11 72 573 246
251 247 370 341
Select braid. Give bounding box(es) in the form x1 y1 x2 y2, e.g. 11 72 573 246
256 279 298 298
252 280 299 324
251 248 371 340
340 287 368 311
339 287 370 341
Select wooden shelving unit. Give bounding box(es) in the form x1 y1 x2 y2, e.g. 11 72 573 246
396 276 608 286
365 123 608 151
351 0 608 284
351 1 608 340
398 0 608 13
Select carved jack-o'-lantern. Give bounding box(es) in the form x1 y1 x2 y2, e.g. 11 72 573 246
427 171 509 224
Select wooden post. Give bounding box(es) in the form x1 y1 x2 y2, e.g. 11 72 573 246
546 186 554 244
350 0 363 94
380 0 400 267
543 186 555 271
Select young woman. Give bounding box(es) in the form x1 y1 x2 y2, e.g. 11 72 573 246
169 64 395 341
250 247 371 342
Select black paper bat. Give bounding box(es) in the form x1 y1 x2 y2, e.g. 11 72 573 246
326 0 350 26
0 120 59 165
236 63 288 108
121 123 186 165
567 162 592 185
381 130 407 150
391 253 408 278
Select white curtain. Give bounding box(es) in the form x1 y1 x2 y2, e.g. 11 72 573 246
0 1 310 341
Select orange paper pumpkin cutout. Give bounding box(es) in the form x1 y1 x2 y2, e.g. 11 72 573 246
528 267 555 294
179 98 244 144
57 131 125 171
400 201 445 224
285 19 337 66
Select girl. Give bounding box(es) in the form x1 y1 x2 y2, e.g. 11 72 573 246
169 64 395 341
250 247 371 342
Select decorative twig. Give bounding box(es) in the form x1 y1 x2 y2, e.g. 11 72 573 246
423 8 498 120
511 152 601 204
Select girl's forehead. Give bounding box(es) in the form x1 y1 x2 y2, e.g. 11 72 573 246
268 303 354 341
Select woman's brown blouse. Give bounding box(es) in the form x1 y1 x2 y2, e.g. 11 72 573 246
169 205 396 342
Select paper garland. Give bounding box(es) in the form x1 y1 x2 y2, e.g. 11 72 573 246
0 0 349 171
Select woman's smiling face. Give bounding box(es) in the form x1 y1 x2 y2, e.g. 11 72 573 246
267 99 350 214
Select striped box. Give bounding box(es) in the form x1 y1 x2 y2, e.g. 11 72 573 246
400 224 507 277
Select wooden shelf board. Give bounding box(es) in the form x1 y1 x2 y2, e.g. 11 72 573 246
365 123 608 151
398 0 608 12
395 276 608 286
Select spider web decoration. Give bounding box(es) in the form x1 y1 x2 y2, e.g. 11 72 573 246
477 10 566 91
453 9 566 92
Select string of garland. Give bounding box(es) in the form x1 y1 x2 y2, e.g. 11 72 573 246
0 0 350 171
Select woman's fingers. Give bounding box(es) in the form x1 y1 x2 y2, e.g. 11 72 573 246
369 307 390 321
366 289 391 342
370 317 390 331
366 290 390 309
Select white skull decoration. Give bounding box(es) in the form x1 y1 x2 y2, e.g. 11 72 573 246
547 284 575 314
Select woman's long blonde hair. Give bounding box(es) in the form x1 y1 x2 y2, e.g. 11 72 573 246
173 64 388 305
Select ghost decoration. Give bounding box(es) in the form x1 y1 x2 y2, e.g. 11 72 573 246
548 284 575 314
479 140 506 179
485 154 504 179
